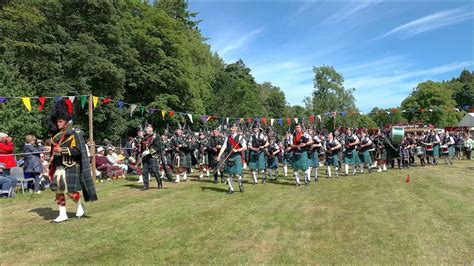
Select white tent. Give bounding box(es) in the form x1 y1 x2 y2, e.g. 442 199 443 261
458 113 474 127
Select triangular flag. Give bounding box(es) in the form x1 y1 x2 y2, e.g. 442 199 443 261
161 110 166 119
38 96 46 110
150 108 157 114
68 96 75 103
54 96 62 103
169 111 175 117
92 96 99 108
187 113 193 123
294 118 298 124
0 97 7 103
240 118 244 123
201 115 207 122
278 119 283 127
317 115 321 122
118 100 124 110
130 104 137 117
286 118 291 126
340 112 347 117
309 115 315 124
226 117 229 124
103 97 111 104
140 106 145 115
64 98 73 114
22 97 32 112
262 117 267 125
270 118 274 126
80 95 87 109
248 117 252 123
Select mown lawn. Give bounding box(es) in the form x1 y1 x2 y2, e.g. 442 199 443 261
1 160 473 264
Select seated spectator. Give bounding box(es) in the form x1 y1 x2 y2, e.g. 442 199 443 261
127 156 142 176
106 146 128 174
0 163 16 198
0 132 16 176
23 135 43 193
96 147 122 180
40 153 50 189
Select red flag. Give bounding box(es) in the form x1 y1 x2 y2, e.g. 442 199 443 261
309 115 315 124
248 117 252 123
169 111 175 117
102 97 111 104
261 117 267 125
38 96 46 110
405 174 410 183
64 98 73 114
286 118 291 126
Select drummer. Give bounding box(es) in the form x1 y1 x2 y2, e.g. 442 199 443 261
441 131 455 165
415 133 426 167
424 130 441 165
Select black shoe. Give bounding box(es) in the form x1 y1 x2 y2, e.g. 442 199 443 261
296 182 301 186
228 189 234 194
141 187 149 191
214 178 218 184
239 183 244 193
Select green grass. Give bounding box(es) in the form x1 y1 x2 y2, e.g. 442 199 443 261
1 161 473 264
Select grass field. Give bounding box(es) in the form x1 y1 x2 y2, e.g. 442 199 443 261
1 160 473 264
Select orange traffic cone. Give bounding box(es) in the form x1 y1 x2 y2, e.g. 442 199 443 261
405 174 410 183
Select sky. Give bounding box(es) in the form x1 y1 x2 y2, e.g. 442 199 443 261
188 0 474 113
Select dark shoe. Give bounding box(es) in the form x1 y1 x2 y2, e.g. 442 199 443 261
296 182 301 186
141 187 149 191
228 189 234 194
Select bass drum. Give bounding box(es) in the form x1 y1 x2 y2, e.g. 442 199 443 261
391 127 404 145
415 146 425 156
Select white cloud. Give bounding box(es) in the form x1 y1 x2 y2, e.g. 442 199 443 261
377 8 474 39
320 1 379 25
218 27 264 57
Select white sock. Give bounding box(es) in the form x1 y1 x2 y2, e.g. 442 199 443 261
345 164 349 175
327 167 332 177
314 167 318 180
228 177 234 191
283 165 288 176
383 164 387 171
360 163 364 173
199 171 204 178
175 175 180 183
252 171 257 183
206 170 210 177
269 169 273 179
305 169 311 181
54 205 68 223
295 171 300 184
76 202 84 217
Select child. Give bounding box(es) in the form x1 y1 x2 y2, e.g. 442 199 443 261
23 135 43 193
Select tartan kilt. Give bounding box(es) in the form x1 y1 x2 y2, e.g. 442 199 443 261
282 151 292 165
199 153 209 165
208 153 219 169
325 153 339 167
358 150 372 164
224 153 243 175
249 151 265 170
174 152 192 169
291 150 309 171
267 156 278 169
52 164 82 194
143 156 160 173
427 146 440 157
448 146 455 156
344 149 360 165
307 152 319 167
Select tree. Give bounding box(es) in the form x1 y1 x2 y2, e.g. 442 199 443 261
308 65 357 115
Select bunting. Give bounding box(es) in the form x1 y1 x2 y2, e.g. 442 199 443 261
187 113 193 123
21 97 31 112
38 96 46 110
130 104 137 117
80 95 87 109
92 96 99 109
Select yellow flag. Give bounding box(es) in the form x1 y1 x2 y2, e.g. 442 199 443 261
22 97 32 112
93 96 99 108
161 110 166 120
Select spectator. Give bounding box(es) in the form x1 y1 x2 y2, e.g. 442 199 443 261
0 132 16 176
0 163 17 198
464 134 473 160
106 146 128 174
23 135 43 193
96 147 122 180
40 153 50 189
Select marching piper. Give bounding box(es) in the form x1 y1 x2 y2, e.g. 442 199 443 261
248 124 269 184
357 129 373 174
324 132 341 178
343 128 360 176
290 123 312 186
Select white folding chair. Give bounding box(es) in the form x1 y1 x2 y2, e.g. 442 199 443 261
11 167 34 194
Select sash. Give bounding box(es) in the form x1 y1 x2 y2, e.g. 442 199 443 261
49 130 70 181
228 135 242 150
293 132 302 145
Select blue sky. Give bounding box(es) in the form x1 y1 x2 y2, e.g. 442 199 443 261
188 0 474 113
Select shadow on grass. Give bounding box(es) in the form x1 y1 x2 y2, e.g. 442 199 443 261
267 180 297 186
200 186 227 193
29 207 90 221
124 184 145 190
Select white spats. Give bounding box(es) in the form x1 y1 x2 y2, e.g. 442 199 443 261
76 202 84 218
53 206 68 223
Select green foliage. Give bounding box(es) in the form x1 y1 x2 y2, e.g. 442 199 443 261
401 81 463 127
307 65 357 115
368 107 407 127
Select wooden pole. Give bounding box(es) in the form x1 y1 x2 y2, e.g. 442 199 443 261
333 112 336 131
89 95 97 183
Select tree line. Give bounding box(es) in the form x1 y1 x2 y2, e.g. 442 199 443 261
0 0 472 151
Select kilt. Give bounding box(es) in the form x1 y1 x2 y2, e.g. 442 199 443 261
426 145 440 157
249 151 265 170
291 150 309 171
325 153 339 167
199 153 209 165
282 151 292 165
52 164 82 194
448 146 455 156
267 156 278 169
174 152 192 169
224 153 243 175
308 152 319 167
358 150 372 164
344 149 360 165
208 153 219 169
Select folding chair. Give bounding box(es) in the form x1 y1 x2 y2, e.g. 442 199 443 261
11 167 34 194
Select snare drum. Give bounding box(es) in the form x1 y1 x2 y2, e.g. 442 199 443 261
425 144 433 151
441 146 449 154
415 146 425 156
